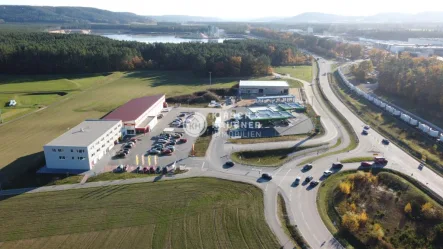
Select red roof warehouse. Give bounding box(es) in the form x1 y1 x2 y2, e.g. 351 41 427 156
103 94 166 135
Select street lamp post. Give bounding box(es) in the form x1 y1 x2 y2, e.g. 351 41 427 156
209 72 212 85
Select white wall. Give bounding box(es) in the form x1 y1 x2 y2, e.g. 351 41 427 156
135 95 165 126
43 145 90 170
44 121 122 170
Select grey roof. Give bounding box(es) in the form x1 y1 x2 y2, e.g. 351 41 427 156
45 120 121 147
239 80 289 87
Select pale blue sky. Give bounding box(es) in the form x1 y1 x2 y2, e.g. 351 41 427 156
1 0 443 19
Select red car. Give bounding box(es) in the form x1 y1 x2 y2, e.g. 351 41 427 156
361 161 373 167
149 166 156 174
179 138 188 143
143 167 149 173
162 149 172 155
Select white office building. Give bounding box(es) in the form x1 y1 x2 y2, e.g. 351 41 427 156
239 80 289 97
43 119 122 171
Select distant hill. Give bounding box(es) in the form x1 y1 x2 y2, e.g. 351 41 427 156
149 15 222 23
276 12 443 23
0 5 154 24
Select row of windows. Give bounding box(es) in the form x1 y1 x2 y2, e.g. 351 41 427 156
59 156 85 160
52 148 84 153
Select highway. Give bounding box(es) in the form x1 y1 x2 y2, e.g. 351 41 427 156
2 56 443 249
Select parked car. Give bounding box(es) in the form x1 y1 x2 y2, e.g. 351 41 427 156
130 138 138 143
310 181 319 187
304 176 313 183
179 113 186 117
294 176 301 185
323 170 333 177
157 139 168 144
162 149 172 155
157 113 164 119
172 134 181 139
262 173 273 180
136 166 143 173
382 139 390 145
303 164 313 171
332 162 343 169
143 167 149 173
167 141 176 146
150 166 156 174
166 146 175 152
361 161 373 167
149 149 161 155
225 161 234 167
115 152 126 158
124 144 133 149
179 138 188 143
122 149 130 154
115 164 124 172
152 145 163 150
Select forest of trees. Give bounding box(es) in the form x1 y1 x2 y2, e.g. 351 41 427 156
0 32 311 76
61 23 209 33
370 51 443 110
250 28 363 59
0 5 154 24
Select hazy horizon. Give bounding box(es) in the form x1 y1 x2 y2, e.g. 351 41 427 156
2 0 443 19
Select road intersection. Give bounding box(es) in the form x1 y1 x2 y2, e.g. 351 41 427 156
1 56 442 249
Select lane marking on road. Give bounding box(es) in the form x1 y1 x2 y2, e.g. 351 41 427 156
201 162 205 169
264 184 268 192
279 169 291 186
274 167 283 176
289 188 293 201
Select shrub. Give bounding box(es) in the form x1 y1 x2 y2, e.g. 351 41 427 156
404 203 412 214
339 181 352 194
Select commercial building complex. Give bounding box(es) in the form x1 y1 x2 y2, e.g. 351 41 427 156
43 120 122 171
104 94 165 135
239 81 289 97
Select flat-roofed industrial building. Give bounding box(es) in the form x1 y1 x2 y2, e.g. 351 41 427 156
43 119 122 171
239 80 289 97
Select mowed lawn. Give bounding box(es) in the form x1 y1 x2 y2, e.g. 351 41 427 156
0 74 110 122
0 178 280 249
273 66 313 82
0 71 239 182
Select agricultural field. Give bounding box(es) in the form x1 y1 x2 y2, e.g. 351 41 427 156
0 71 240 186
0 178 280 249
318 170 443 249
273 65 313 83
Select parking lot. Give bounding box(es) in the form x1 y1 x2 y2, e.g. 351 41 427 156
227 107 313 138
91 107 218 173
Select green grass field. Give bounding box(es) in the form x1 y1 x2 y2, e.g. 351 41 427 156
274 66 313 82
228 134 307 144
340 157 374 163
0 178 280 249
0 71 241 185
231 144 324 167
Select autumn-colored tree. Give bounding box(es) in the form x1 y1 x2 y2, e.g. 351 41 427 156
404 203 412 214
371 223 385 240
350 202 357 212
342 213 360 232
339 181 352 194
358 211 368 224
421 202 437 219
